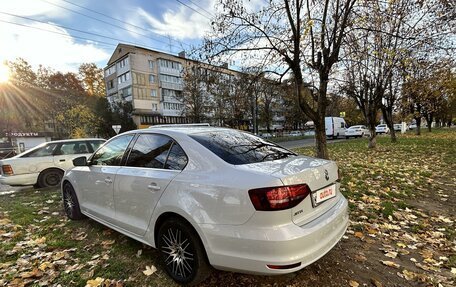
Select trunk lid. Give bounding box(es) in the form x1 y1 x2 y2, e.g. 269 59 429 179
235 155 341 226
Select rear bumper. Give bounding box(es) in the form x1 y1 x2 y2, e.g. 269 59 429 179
0 173 39 186
200 195 349 274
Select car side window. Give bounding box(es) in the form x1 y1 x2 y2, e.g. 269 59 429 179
126 134 173 169
91 135 134 166
22 143 58 157
89 140 104 152
165 143 188 170
56 142 90 155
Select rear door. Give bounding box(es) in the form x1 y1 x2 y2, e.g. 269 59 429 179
114 133 187 236
76 134 134 222
53 141 93 170
325 117 333 137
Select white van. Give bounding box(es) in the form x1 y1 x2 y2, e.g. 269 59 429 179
325 117 346 139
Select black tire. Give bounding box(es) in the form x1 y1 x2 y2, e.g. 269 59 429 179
345 136 349 139
38 169 64 188
157 218 211 285
62 182 85 220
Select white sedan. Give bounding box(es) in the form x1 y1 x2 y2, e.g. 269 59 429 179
62 125 348 284
345 125 370 138
0 138 104 187
375 124 390 134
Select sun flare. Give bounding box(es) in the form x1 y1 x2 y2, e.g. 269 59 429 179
0 64 10 83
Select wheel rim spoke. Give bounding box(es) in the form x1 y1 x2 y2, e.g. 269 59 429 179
161 226 195 279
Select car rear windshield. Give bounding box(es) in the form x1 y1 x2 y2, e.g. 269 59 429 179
189 130 296 165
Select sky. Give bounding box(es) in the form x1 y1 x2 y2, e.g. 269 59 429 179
0 0 222 72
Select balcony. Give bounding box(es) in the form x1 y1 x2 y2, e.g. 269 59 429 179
160 81 183 91
158 66 181 77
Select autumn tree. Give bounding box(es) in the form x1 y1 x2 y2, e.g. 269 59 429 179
402 60 455 134
179 64 214 123
202 0 356 159
79 63 105 97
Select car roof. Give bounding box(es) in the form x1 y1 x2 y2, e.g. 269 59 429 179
125 126 237 136
46 138 105 144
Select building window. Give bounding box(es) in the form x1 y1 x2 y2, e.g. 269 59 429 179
159 59 182 70
107 80 114 89
120 87 131 99
152 103 158 111
151 89 157 97
162 88 181 99
163 102 183 110
118 57 129 69
105 65 116 77
149 60 154 70
149 74 156 83
118 72 131 85
159 74 181 84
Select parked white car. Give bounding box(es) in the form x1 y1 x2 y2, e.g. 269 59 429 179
0 139 105 187
345 125 370 138
375 124 390 134
289 130 303 137
62 125 348 284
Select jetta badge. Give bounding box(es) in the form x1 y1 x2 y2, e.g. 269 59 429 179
324 169 329 181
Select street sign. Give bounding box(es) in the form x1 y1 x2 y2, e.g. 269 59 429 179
112 125 121 134
340 112 346 118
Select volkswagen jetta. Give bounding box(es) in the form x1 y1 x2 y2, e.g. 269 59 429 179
62 125 348 285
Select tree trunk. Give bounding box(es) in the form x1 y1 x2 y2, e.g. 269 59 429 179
415 117 421 135
426 114 433 132
315 118 329 159
368 126 377 149
381 105 397 143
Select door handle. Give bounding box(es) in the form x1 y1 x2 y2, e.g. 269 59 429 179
147 183 161 191
59 159 65 162
104 178 113 184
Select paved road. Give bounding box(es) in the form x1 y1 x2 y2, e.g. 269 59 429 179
279 137 347 149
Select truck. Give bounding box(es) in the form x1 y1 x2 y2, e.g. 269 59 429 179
325 117 346 139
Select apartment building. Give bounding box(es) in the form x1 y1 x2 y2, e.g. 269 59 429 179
104 44 238 128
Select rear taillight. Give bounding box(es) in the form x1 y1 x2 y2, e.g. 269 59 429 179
2 165 14 176
337 168 341 182
248 184 311 211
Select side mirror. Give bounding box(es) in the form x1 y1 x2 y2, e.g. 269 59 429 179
73 156 88 166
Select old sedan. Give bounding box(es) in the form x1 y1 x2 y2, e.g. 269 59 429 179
0 138 105 187
62 125 348 285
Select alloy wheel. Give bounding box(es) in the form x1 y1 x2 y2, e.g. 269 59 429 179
160 227 195 280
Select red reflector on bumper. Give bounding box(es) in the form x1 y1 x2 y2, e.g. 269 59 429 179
267 262 301 270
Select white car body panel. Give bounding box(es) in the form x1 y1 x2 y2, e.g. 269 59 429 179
71 166 118 222
62 127 348 275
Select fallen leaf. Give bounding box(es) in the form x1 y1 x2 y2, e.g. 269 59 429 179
143 265 157 276
371 278 382 287
381 260 400 268
86 277 104 287
354 232 364 239
136 249 142 258
349 280 359 287
384 251 398 259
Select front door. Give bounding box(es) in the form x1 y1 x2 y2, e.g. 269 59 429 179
78 134 134 222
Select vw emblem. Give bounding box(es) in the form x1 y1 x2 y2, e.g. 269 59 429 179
324 169 329 181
